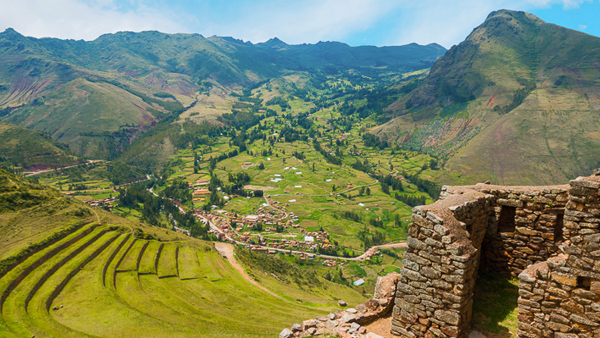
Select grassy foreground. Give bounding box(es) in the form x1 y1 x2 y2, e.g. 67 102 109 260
0 222 368 338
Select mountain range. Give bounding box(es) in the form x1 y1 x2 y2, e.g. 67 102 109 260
2 10 600 186
0 28 444 160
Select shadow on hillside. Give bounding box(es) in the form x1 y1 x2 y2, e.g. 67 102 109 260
471 271 519 338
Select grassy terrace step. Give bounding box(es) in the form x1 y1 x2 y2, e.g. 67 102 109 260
0 223 98 314
110 237 136 288
27 231 119 338
116 240 146 272
157 243 179 278
196 248 221 281
23 230 107 309
2 229 117 338
178 246 201 280
102 234 130 286
138 241 161 275
1 226 103 317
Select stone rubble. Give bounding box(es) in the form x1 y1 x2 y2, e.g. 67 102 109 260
280 273 399 338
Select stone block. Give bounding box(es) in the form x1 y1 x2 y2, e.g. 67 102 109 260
498 198 523 208
570 179 600 189
434 224 450 236
551 273 577 287
426 211 444 224
407 238 428 251
421 267 441 279
434 310 460 326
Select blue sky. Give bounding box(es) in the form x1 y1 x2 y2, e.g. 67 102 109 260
0 0 598 48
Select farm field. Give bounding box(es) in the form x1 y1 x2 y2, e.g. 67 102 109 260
0 222 369 338
28 72 439 286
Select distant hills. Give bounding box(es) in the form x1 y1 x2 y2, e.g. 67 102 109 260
376 10 600 185
0 121 78 170
0 28 445 159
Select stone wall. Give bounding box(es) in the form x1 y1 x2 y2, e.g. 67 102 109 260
447 184 569 277
391 191 494 338
392 174 599 338
516 175 600 337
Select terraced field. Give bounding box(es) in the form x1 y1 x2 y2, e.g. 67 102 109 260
0 223 365 337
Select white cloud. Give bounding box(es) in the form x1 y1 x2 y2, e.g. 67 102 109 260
194 0 405 44
524 0 592 9
579 24 588 30
0 0 188 40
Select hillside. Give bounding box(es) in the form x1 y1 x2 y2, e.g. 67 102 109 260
0 121 79 171
0 169 370 338
0 28 445 158
375 10 600 185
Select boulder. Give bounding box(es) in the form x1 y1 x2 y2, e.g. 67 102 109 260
355 303 367 313
341 313 356 323
373 272 399 299
279 328 293 338
365 299 380 310
338 300 348 307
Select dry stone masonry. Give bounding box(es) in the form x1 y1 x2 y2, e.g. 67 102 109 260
391 173 600 338
280 273 399 338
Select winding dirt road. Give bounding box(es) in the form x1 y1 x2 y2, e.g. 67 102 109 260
214 242 282 299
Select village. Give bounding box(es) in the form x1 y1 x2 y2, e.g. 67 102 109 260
191 193 345 264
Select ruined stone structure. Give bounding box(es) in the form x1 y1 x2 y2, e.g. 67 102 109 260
391 173 600 338
280 273 399 338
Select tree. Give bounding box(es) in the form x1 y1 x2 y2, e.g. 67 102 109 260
332 184 336 192
258 162 265 170
366 187 371 196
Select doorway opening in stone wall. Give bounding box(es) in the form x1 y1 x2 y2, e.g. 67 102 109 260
554 212 564 243
470 270 520 337
471 205 520 337
497 206 516 233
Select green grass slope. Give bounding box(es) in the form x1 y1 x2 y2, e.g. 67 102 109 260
376 9 600 185
0 121 78 170
0 169 367 338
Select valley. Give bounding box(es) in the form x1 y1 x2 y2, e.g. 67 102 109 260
1 8 600 338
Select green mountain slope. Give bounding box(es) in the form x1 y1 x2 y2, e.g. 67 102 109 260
0 121 78 170
0 28 444 159
375 10 600 185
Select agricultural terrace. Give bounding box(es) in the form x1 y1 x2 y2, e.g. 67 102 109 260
0 222 373 338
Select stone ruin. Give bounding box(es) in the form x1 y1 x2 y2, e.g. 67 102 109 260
280 273 399 338
392 172 600 338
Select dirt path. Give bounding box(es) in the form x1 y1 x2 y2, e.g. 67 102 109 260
214 242 282 299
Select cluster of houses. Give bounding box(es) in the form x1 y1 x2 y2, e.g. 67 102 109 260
322 259 338 267
191 194 340 259
84 196 118 210
192 178 211 202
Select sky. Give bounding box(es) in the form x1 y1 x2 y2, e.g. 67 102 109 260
0 0 599 48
